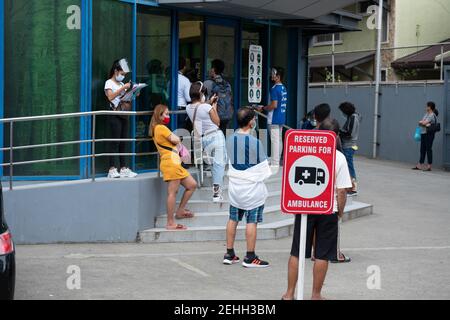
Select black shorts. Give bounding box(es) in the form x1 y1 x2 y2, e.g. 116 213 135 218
290 214 338 261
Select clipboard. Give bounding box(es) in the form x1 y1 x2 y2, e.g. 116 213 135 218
121 83 148 102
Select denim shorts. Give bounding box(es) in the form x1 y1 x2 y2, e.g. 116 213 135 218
229 205 264 224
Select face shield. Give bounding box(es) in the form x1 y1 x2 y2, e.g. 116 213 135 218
271 68 278 78
119 58 131 74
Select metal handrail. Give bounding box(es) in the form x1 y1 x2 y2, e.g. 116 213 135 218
1 108 290 190
253 109 293 131
0 138 153 152
0 109 187 190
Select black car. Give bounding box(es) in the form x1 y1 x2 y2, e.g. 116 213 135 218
0 188 15 300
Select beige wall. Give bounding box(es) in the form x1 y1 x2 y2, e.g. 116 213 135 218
394 0 450 59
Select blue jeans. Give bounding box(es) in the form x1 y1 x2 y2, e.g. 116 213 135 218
202 131 227 186
343 148 356 180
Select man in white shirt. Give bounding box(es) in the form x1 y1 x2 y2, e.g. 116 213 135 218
177 57 192 131
282 118 352 300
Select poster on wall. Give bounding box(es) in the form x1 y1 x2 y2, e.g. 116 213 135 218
248 45 263 104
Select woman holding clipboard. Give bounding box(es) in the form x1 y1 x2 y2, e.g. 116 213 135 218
104 58 138 179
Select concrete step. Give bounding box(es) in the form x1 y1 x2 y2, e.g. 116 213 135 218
177 191 282 212
140 201 373 243
157 197 360 229
155 205 292 228
139 219 295 243
340 201 372 222
180 178 283 201
190 176 282 196
195 169 283 188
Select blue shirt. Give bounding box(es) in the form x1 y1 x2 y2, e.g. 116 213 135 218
226 133 267 171
269 83 288 125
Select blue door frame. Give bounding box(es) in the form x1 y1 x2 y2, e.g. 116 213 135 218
1 0 302 181
0 0 4 179
444 66 450 171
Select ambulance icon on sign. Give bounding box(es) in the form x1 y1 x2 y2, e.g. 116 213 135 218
295 167 326 186
288 155 330 199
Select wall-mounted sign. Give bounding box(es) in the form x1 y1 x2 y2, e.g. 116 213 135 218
248 45 263 104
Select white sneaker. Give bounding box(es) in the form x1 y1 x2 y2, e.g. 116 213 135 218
108 168 120 179
120 168 138 178
212 185 223 202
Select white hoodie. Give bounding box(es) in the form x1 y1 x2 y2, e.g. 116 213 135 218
227 160 273 211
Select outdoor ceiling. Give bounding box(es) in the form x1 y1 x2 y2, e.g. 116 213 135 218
158 0 362 20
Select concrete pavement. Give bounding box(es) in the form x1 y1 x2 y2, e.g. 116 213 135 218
13 157 450 300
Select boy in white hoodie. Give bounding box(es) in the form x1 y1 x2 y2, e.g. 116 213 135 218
224 107 273 268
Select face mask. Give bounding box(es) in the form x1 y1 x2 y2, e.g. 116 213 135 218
200 94 206 103
251 119 257 131
311 120 317 127
163 116 170 125
116 74 125 82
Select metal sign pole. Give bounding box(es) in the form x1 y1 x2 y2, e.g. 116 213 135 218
332 34 336 83
297 214 308 301
373 0 384 159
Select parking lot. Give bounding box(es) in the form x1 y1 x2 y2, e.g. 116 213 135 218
14 158 450 300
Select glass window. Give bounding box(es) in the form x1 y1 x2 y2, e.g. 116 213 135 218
4 0 81 177
135 6 171 171
179 14 204 83
206 24 235 88
381 8 389 43
312 33 343 46
271 27 289 89
92 0 133 174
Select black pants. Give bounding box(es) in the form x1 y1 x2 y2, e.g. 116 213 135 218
219 119 230 137
420 132 435 165
109 115 129 169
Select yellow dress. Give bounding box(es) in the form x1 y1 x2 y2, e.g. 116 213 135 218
154 125 190 182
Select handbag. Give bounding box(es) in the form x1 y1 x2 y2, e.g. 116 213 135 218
426 114 441 134
177 143 191 164
157 142 191 165
414 127 422 142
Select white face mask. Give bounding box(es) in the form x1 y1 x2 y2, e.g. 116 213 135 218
200 94 206 103
251 119 257 131
116 74 125 82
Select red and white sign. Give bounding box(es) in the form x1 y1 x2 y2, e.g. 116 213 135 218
281 130 336 215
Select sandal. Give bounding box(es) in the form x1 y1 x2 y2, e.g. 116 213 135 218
175 209 195 219
331 253 351 264
166 224 187 231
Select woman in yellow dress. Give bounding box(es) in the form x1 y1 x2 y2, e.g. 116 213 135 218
150 104 197 230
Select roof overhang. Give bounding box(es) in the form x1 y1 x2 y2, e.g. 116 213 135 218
392 40 450 69
158 0 363 32
310 52 375 69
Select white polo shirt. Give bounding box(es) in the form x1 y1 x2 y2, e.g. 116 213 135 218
177 72 192 108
